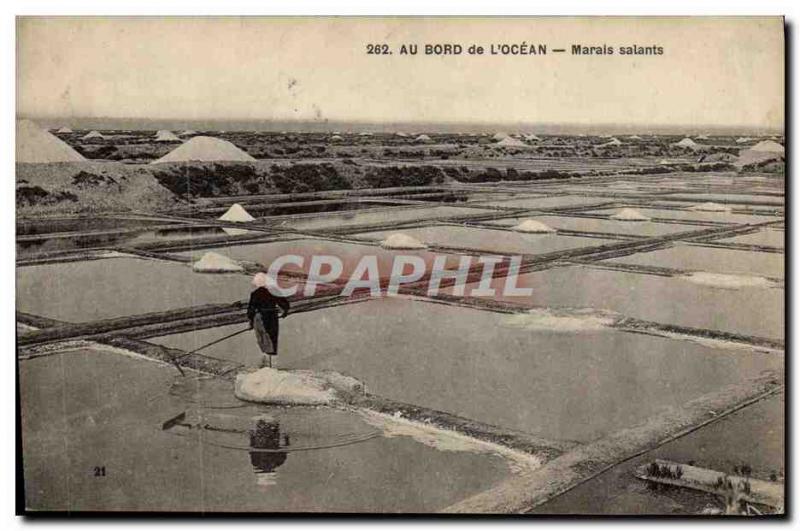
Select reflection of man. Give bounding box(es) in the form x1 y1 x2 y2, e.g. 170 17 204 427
249 416 288 485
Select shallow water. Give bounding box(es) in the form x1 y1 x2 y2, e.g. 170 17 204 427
150 298 782 442
16 226 258 258
16 256 250 322
280 206 495 231
17 217 169 236
355 226 616 255
606 244 785 279
586 207 782 225
483 215 698 237
533 393 784 515
19 348 511 512
717 228 784 248
471 196 612 210
175 238 466 281
465 265 783 340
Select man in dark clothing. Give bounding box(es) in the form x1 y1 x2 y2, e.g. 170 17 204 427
248 273 290 368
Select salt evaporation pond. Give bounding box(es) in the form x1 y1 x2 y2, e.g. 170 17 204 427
663 193 784 206
484 215 698 237
16 256 251 322
606 244 784 279
17 217 171 236
279 206 495 231
150 298 782 442
197 200 404 220
19 348 510 512
472 195 612 210
464 265 783 340
586 207 781 225
533 393 784 515
16 226 261 258
175 238 466 278
355 226 617 255
717 228 784 248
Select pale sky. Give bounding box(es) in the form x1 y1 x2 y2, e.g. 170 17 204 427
17 17 785 129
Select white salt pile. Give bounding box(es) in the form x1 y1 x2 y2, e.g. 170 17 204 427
597 137 622 147
496 136 526 147
380 233 427 249
330 135 344 141
221 227 253 237
610 208 651 221
503 308 617 333
82 130 105 140
511 219 556 233
524 134 541 141
749 140 784 153
395 132 408 137
681 272 774 290
492 132 510 141
16 119 85 163
218 203 255 222
154 130 181 142
179 130 197 136
673 137 698 149
235 367 364 405
152 136 256 163
56 126 73 133
414 134 432 142
689 202 731 212
191 251 243 273
736 137 753 143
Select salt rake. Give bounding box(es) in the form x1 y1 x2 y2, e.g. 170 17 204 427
169 326 252 376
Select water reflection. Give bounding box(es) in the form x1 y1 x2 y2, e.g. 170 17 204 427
249 415 289 486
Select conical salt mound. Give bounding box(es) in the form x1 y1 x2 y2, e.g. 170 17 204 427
496 136 526 147
152 136 255 163
492 132 509 141
82 130 104 140
610 208 650 221
597 138 622 147
192 251 243 273
512 219 556 233
749 140 784 153
56 126 73 133
414 134 432 142
179 130 197 136
690 202 731 212
380 233 427 249
736 137 753 144
154 130 181 142
16 119 85 163
219 203 255 222
673 137 698 148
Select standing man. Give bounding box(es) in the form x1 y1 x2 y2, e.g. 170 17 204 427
248 272 290 368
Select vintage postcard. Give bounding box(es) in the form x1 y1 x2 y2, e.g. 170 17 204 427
15 16 785 515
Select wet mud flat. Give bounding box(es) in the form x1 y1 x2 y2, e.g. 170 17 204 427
150 298 782 443
19 347 515 512
530 393 784 515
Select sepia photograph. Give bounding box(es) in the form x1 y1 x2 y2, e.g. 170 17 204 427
14 15 785 516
